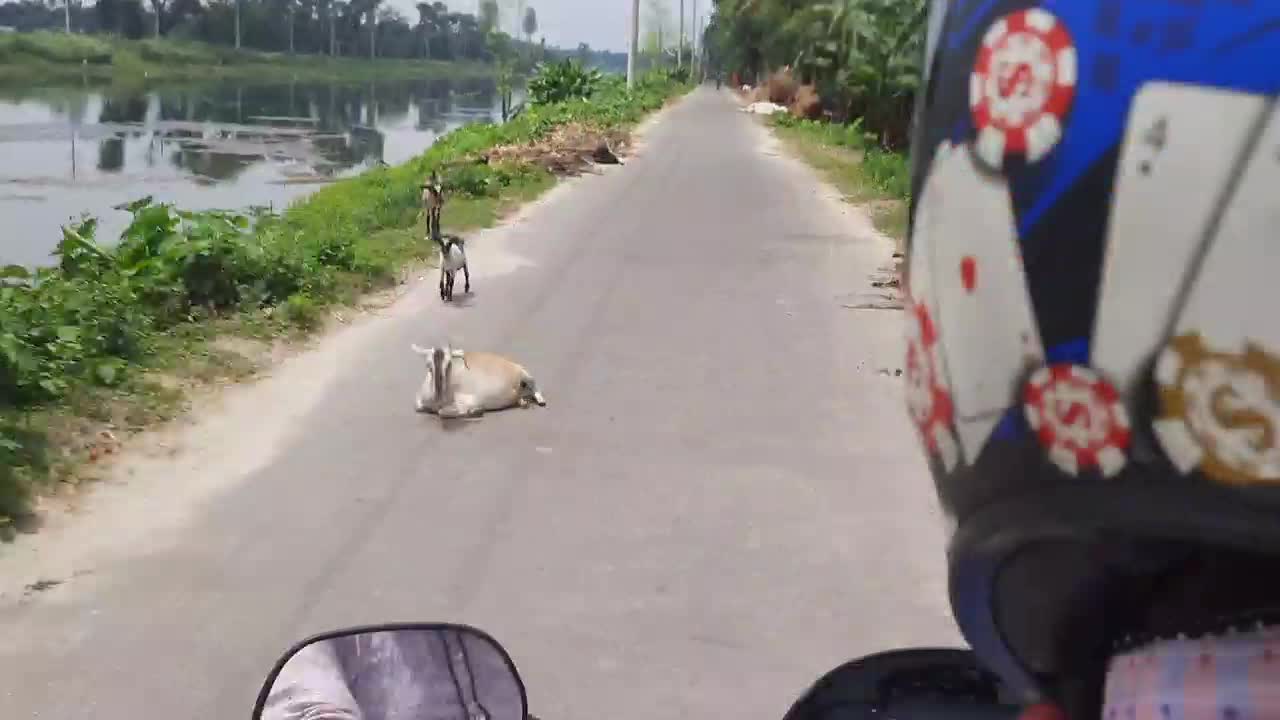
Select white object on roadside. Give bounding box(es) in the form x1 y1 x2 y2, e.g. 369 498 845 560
742 101 788 115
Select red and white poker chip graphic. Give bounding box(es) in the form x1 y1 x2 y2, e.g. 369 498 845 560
1023 364 1131 477
969 8 1077 170
906 301 959 471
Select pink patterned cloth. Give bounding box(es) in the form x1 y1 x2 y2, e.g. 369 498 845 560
1103 626 1280 720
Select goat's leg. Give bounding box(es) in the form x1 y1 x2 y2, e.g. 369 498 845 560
446 395 485 419
462 263 470 294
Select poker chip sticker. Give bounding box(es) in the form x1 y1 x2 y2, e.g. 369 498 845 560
969 8 1078 170
1024 363 1131 477
1153 333 1280 486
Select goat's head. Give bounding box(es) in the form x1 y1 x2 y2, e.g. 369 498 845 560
421 171 444 204
411 343 465 401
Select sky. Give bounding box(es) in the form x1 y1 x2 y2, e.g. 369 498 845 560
382 0 713 53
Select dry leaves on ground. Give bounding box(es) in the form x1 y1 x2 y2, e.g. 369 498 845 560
484 123 630 176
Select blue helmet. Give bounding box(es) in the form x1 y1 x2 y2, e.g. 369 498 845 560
907 0 1280 707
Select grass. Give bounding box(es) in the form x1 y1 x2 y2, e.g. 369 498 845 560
0 71 691 535
769 114 911 250
0 31 493 87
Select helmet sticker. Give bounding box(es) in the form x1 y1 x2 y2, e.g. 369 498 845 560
1160 98 1280 344
906 143 962 471
969 8 1078 171
907 299 961 472
910 140 1042 466
1023 363 1131 477
907 0 1280 697
1091 83 1270 399
1146 101 1280 487
1154 334 1280 486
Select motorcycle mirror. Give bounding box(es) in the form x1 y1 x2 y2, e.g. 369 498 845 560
782 648 1023 720
252 623 528 720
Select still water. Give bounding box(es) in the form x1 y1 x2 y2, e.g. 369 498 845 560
0 77 517 266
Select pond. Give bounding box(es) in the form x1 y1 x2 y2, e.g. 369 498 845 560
0 76 519 267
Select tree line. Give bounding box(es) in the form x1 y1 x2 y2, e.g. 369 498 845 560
702 0 926 147
0 0 549 62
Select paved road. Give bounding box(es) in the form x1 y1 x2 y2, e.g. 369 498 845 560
0 88 959 720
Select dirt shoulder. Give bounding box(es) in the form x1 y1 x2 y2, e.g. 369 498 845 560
769 122 910 255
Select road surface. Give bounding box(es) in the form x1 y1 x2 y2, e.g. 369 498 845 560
0 87 959 720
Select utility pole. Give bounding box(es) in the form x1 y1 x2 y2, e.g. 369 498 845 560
699 16 704 76
691 0 698 76
677 0 684 69
64 0 71 32
626 0 639 88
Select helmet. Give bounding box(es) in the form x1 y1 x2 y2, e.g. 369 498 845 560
905 0 1280 708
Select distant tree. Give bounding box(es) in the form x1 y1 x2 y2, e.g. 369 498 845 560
644 0 671 61
415 1 449 58
477 0 498 35
166 0 203 33
521 5 535 42
116 0 146 37
0 0 587 64
367 0 381 57
147 0 167 36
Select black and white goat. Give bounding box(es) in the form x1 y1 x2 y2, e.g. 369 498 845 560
421 172 470 302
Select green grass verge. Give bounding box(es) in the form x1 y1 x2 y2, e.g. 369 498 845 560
770 114 911 249
0 71 691 534
0 31 492 87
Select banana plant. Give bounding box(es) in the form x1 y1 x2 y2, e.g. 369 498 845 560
707 0 926 146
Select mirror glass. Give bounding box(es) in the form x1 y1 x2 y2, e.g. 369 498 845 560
254 625 526 720
783 648 1022 720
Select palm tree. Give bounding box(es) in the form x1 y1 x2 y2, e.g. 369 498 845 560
415 1 448 57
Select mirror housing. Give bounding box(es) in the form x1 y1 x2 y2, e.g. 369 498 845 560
783 648 1023 720
253 623 527 720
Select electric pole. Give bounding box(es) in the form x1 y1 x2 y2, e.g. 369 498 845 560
692 0 698 76
678 0 684 69
626 0 639 88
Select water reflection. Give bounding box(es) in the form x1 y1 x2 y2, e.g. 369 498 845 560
0 77 518 266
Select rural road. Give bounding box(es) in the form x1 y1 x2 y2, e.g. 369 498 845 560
0 87 959 720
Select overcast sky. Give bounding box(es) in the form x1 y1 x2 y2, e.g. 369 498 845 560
382 0 713 53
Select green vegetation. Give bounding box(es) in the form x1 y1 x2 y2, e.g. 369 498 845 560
705 0 921 244
526 58 602 105
0 31 492 86
704 0 925 148
0 69 691 533
771 114 910 245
